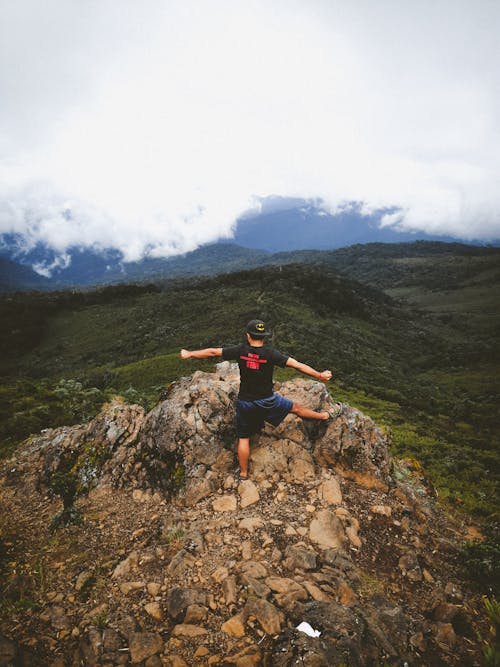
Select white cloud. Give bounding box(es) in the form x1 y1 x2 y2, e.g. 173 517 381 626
1 0 499 261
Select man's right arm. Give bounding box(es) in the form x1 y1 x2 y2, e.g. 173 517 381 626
286 357 332 382
180 348 223 359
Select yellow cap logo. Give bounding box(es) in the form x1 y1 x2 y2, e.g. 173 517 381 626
256 322 265 331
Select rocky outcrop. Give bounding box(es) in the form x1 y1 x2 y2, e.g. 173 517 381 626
10 363 391 507
0 364 485 666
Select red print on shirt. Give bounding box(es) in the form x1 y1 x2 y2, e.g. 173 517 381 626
240 352 268 370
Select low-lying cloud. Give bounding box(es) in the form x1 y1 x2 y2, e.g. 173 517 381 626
1 0 499 262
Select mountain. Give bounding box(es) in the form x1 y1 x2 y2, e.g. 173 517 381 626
0 256 51 292
0 367 494 665
2 235 500 294
226 199 464 252
0 242 271 292
2 198 498 291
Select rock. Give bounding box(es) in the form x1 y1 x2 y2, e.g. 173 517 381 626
445 582 463 601
240 575 270 599
431 601 465 624
119 581 144 594
221 614 246 637
370 505 392 516
398 553 422 582
338 581 357 606
239 560 268 579
222 576 238 605
184 604 208 623
172 624 208 637
145 657 163 667
434 622 457 651
284 545 317 571
165 657 189 667
302 580 332 601
213 495 237 512
410 631 427 652
265 577 308 607
241 540 253 560
211 566 229 583
313 404 390 490
238 480 260 507
144 602 163 621
250 438 315 483
224 645 262 666
129 632 163 664
182 477 215 506
309 509 346 550
167 548 196 576
147 582 162 596
246 598 284 635
39 605 71 630
75 570 94 592
78 630 102 667
238 517 264 533
318 477 342 505
112 551 139 579
166 588 206 622
335 508 361 548
102 629 122 651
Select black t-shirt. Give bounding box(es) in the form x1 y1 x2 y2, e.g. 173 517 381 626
222 342 289 400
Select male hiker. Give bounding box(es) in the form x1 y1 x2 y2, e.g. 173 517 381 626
180 319 332 480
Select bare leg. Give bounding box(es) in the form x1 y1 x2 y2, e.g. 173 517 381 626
237 437 250 478
290 402 329 420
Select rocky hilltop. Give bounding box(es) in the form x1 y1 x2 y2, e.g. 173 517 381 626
0 364 486 666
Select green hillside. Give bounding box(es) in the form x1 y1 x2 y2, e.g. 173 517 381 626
1 260 499 520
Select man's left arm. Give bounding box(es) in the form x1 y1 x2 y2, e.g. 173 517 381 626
286 357 332 382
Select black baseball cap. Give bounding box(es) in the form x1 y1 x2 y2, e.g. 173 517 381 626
246 319 272 338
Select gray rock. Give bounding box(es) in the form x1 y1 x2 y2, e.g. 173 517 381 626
284 545 317 571
166 587 206 622
167 548 196 576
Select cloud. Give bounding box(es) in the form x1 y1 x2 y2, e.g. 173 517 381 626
1 0 499 262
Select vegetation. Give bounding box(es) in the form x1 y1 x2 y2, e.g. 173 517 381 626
480 596 500 666
1 244 499 524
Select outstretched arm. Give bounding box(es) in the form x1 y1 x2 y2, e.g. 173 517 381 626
286 357 332 382
180 348 223 360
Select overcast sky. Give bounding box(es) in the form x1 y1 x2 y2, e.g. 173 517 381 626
1 0 499 261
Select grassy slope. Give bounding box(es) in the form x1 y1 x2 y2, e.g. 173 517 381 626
1 252 499 519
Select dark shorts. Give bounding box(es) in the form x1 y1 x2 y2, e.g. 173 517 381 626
235 393 294 438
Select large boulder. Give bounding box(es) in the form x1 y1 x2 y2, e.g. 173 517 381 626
313 404 391 490
14 363 391 506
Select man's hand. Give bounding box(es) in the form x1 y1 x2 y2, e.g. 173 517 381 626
319 370 332 382
180 349 191 359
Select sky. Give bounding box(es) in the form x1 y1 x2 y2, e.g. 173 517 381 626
1 0 499 262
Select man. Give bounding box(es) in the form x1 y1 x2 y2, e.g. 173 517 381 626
180 319 332 480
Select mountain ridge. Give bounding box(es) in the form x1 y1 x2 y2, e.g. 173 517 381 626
2 195 499 291
2 238 500 292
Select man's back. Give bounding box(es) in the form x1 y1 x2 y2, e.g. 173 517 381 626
221 342 289 400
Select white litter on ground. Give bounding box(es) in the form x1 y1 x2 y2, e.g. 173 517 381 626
296 621 321 637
